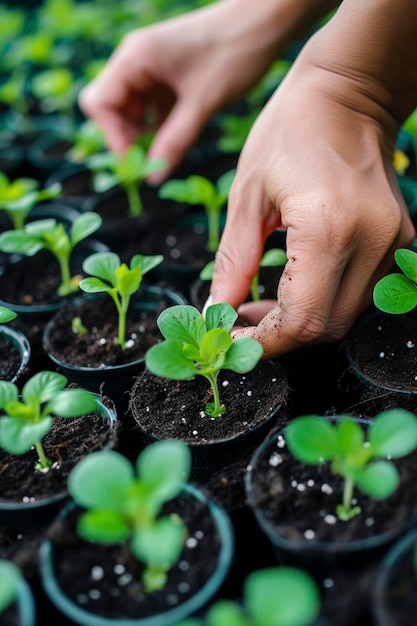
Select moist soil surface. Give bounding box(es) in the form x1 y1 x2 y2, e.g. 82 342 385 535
0 400 118 580
43 292 173 369
345 307 417 393
129 361 289 445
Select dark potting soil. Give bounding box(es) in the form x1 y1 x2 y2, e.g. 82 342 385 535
0 402 118 503
0 402 118 581
0 335 24 381
44 489 224 621
43 293 170 368
345 308 417 392
129 360 289 445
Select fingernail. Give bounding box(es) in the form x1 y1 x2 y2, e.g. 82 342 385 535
202 295 213 317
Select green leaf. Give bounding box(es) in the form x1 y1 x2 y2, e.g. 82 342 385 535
199 260 215 281
46 389 97 418
245 567 320 626
156 305 207 346
68 450 135 510
260 248 287 267
0 231 43 255
394 248 417 282
118 267 142 298
82 251 120 284
199 328 232 364
205 302 237 332
285 416 338 464
77 509 130 543
222 337 263 373
22 371 67 405
145 340 198 379
131 253 164 275
131 514 186 569
0 380 19 408
335 418 364 458
0 415 52 454
0 561 21 613
354 461 399 499
373 273 417 313
79 277 111 294
137 440 191 500
70 211 102 245
216 169 235 197
369 409 417 458
206 601 248 626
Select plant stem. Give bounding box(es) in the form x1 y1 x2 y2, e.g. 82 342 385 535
206 208 219 253
126 182 143 217
206 371 222 416
35 440 51 470
57 253 74 296
250 273 260 301
343 476 354 513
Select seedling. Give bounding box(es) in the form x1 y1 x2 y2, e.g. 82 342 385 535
0 172 62 230
373 248 417 314
0 306 17 324
79 251 163 349
145 303 263 417
30 67 80 123
68 440 191 593
200 248 287 302
65 120 106 163
285 410 417 521
0 370 98 471
0 560 24 614
174 566 320 626
159 170 235 253
86 143 166 217
0 211 102 296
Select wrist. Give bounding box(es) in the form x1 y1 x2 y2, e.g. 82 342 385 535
299 0 417 126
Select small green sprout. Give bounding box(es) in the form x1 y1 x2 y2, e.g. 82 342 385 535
86 144 166 217
68 440 191 593
0 172 62 230
285 410 417 521
0 370 98 471
71 316 88 336
159 171 235 253
30 67 80 122
373 248 417 314
174 566 320 626
145 303 263 417
79 251 163 349
0 211 102 296
200 248 287 302
0 560 23 614
65 120 106 163
0 306 17 324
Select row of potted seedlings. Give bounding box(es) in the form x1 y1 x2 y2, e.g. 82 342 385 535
1 147 417 626
2 2 417 622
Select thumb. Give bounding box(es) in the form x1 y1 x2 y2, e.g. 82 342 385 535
205 211 265 313
146 98 212 184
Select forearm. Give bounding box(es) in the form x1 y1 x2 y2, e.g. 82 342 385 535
301 0 417 126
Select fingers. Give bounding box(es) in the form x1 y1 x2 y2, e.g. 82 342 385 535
145 97 213 184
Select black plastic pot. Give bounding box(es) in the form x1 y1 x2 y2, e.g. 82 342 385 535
128 359 290 481
40 483 234 626
0 394 117 530
42 286 188 416
245 415 417 578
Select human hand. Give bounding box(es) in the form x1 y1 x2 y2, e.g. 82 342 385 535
207 27 416 359
78 0 339 183
78 0 288 183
